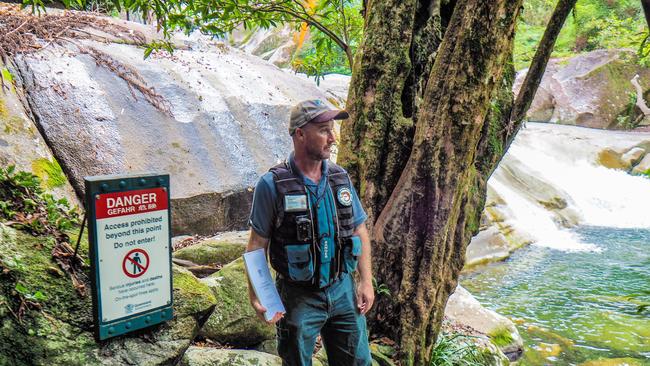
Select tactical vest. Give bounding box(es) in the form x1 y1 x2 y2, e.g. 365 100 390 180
268 161 359 288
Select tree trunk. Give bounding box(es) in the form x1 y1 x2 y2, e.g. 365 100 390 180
339 0 455 228
340 0 578 363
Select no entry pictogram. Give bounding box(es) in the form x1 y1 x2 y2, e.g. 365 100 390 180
122 248 150 278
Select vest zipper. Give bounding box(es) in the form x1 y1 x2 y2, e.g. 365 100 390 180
306 189 317 286
328 183 342 280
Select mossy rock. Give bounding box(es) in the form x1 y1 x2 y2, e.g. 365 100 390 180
180 347 283 366
0 223 217 365
199 258 275 346
32 157 67 189
173 239 246 266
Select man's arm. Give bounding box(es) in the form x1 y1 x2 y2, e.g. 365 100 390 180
246 229 283 324
354 223 374 315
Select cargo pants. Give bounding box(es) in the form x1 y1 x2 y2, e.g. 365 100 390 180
275 273 372 366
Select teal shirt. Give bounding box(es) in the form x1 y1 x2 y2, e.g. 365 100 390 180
249 152 367 287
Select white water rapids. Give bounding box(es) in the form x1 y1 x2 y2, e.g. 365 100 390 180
485 122 650 252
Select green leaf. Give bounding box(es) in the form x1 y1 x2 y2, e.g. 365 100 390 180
15 283 28 295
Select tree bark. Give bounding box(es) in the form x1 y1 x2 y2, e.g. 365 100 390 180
339 0 453 228
370 1 522 364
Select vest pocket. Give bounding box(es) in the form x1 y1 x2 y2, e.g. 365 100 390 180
285 244 314 281
344 236 363 273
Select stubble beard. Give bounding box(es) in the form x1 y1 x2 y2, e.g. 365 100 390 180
306 144 331 161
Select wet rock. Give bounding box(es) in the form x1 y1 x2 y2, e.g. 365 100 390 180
444 286 524 362
597 148 627 170
621 147 646 168
631 153 650 175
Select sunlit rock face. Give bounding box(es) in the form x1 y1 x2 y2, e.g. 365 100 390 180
12 18 333 235
513 49 650 129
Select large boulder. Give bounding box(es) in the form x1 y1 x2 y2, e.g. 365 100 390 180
199 257 275 346
0 223 217 365
11 10 334 236
514 49 650 129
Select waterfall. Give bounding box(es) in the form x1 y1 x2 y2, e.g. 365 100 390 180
485 123 650 252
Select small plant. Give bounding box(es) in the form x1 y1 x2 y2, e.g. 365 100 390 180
0 165 79 234
0 165 87 295
430 333 497 366
372 277 391 298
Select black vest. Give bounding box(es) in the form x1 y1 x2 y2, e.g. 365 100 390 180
268 160 356 287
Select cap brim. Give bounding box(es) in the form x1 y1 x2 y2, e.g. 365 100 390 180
309 109 349 124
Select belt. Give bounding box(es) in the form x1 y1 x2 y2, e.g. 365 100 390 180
277 273 344 290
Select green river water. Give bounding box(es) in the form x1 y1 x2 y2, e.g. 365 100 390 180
461 226 650 365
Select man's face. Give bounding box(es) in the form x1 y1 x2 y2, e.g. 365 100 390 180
298 120 336 160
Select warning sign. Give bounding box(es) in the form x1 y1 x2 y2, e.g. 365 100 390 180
94 187 171 323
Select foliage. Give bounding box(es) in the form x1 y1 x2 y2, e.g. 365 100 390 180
291 0 363 79
429 333 497 366
487 327 514 347
0 165 79 234
616 92 641 129
24 0 364 75
515 0 647 70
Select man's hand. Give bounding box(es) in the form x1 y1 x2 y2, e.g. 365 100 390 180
356 279 375 315
250 296 284 324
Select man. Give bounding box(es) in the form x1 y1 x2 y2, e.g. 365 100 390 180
246 99 374 366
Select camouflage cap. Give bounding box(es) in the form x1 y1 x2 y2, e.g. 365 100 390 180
288 99 349 136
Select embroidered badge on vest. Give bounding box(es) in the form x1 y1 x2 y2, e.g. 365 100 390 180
337 187 353 206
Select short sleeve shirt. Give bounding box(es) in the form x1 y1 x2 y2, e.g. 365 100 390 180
249 153 367 287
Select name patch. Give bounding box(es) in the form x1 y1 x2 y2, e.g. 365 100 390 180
284 195 308 212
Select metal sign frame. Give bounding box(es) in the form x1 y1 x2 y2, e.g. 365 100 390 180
85 173 173 341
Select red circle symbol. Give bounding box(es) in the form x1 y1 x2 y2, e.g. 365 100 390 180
122 249 150 278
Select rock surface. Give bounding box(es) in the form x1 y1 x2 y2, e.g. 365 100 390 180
444 286 523 361
631 153 650 174
200 257 275 346
0 62 78 206
173 231 247 266
0 223 216 365
11 14 334 236
621 147 646 168
513 49 650 129
180 347 282 366
230 26 299 69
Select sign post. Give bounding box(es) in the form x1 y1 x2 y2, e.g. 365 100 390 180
85 173 173 341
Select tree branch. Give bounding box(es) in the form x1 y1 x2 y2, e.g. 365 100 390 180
631 74 650 116
508 0 577 139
